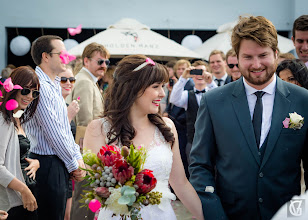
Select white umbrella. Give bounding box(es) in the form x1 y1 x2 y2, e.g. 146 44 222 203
69 18 201 61
194 21 295 61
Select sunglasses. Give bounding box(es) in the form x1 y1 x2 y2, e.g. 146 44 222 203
60 77 76 84
90 58 110 66
21 88 40 99
227 63 239 69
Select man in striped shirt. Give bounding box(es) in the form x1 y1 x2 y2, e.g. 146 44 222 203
25 35 85 220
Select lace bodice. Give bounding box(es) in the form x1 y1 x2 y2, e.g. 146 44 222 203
101 118 173 182
98 118 177 220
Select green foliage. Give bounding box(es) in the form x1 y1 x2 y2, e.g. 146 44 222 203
126 144 147 174
118 186 136 206
82 149 101 166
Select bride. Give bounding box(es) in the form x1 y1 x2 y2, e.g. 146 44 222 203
84 55 204 220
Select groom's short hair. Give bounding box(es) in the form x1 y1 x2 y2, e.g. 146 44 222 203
231 16 278 56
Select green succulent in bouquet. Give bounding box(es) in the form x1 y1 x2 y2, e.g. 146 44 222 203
83 148 101 166
126 144 147 174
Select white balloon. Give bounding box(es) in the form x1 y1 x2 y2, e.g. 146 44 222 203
64 39 79 51
10 36 31 56
181 35 203 50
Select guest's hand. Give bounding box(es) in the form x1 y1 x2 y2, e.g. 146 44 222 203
182 67 194 79
24 158 40 180
20 187 38 212
67 100 80 122
203 71 213 84
0 210 8 220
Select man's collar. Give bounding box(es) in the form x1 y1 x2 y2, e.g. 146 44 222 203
35 66 53 82
82 67 98 83
243 74 277 96
213 73 228 81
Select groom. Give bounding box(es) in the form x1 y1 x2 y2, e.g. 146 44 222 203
189 16 308 220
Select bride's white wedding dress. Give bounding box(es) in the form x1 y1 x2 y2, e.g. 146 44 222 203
97 119 177 220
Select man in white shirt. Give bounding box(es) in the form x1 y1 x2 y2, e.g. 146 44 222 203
170 61 217 170
209 50 232 86
27 35 85 220
190 16 308 220
292 15 308 67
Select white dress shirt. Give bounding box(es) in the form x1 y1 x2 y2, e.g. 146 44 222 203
82 67 98 83
169 76 217 110
243 75 276 148
213 73 228 86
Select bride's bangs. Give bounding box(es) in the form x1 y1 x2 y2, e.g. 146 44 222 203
147 64 169 86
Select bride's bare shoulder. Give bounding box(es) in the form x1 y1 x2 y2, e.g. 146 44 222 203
162 117 174 128
86 118 105 137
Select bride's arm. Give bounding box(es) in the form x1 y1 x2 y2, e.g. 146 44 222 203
84 119 107 155
165 118 204 220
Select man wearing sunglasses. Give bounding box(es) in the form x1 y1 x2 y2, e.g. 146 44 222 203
67 42 109 127
67 42 110 220
26 35 86 220
226 49 241 82
209 50 232 86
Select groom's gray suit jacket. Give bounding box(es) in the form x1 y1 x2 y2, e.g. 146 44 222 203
189 76 308 220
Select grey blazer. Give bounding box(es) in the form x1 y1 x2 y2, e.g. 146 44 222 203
0 113 24 211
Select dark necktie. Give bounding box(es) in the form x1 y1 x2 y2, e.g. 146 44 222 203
195 90 206 94
253 91 265 148
216 79 223 86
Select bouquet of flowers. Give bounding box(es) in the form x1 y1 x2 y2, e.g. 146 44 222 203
80 144 162 220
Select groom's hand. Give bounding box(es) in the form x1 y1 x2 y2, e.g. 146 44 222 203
70 159 86 182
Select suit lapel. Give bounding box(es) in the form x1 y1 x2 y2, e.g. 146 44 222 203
260 77 291 169
231 79 260 166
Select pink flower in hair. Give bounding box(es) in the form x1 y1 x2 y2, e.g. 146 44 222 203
145 58 155 66
2 78 23 92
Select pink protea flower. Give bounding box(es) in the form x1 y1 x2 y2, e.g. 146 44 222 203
97 145 122 166
112 159 134 185
95 187 111 198
135 169 157 194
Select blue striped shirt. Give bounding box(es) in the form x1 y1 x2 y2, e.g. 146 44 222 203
24 66 82 173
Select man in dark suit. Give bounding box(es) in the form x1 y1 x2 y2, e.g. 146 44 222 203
209 50 232 86
189 15 308 220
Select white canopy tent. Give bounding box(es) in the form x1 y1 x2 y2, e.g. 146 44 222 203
69 18 201 61
194 21 295 61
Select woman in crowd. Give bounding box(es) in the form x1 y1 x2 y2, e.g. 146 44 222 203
277 59 308 89
58 66 80 220
277 59 308 194
0 66 40 220
84 55 204 220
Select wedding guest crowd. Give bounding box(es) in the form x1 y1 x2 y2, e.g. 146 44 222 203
1 13 308 220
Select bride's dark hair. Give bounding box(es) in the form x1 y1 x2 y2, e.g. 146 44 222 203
103 54 175 147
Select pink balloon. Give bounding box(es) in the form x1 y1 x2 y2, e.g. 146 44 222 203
5 99 18 111
88 199 101 212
